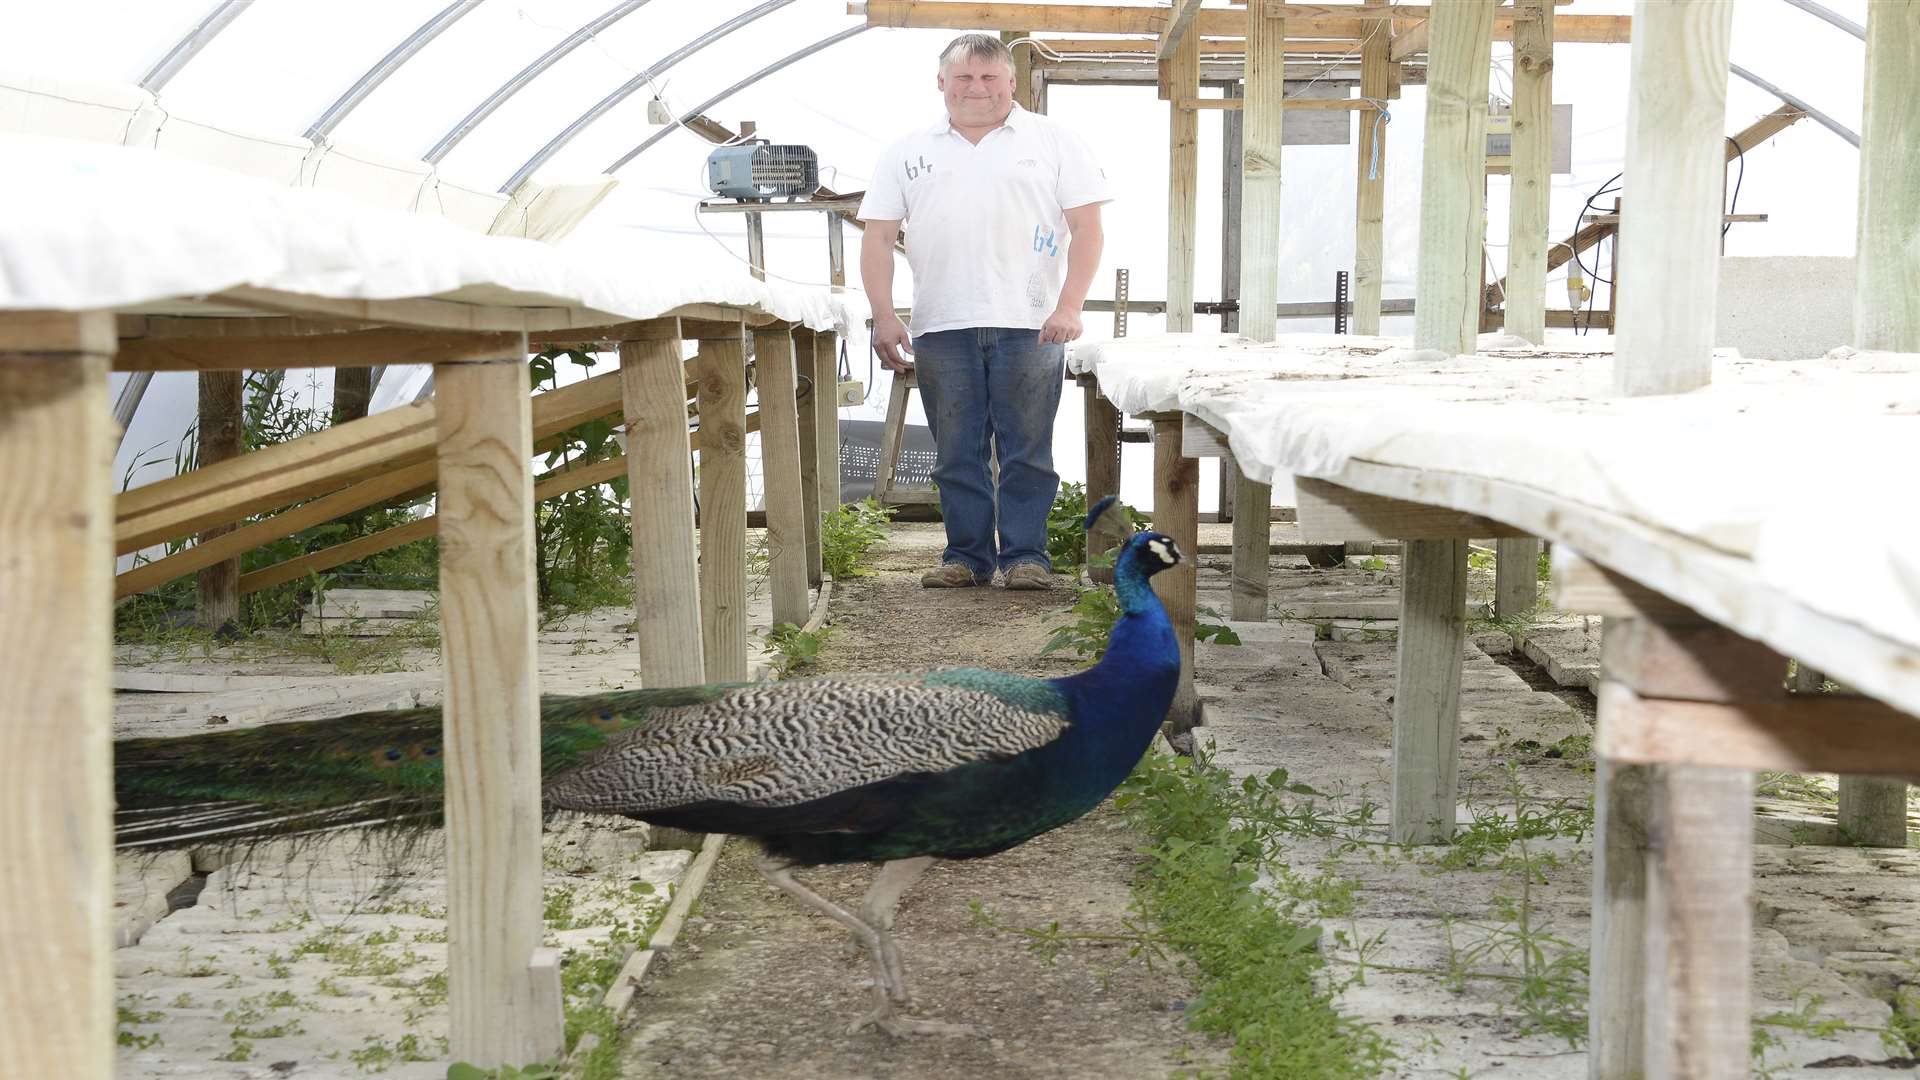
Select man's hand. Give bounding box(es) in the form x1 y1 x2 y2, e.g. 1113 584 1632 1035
1039 307 1083 345
873 315 915 371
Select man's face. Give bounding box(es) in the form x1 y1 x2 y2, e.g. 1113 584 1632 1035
937 52 1014 128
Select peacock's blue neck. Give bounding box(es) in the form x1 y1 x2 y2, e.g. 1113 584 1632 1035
1050 546 1182 783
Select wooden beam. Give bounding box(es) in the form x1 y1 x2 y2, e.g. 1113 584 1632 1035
697 336 750 682
1503 0 1553 344
0 312 115 1080
1237 0 1285 342
1601 618 1787 704
1389 18 1430 61
1353 23 1390 333
795 332 824 588
1166 24 1201 330
1041 36 1383 55
1854 1 1920 351
855 2 1631 42
753 328 812 628
1295 476 1525 541
1612 1 1733 397
433 338 565 1067
1412 0 1494 356
1157 0 1205 61
195 370 244 630
1176 96 1375 111
1599 680 1920 778
1151 415 1201 732
622 332 706 688
1392 537 1467 844
114 329 522 372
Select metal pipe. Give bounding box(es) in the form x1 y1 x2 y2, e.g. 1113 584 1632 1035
500 0 797 193
305 0 480 142
1777 0 1865 40
424 0 651 164
606 24 871 174
140 0 252 92
1729 63 1859 147
112 372 155 451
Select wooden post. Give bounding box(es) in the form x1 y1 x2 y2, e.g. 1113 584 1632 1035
746 211 766 282
0 311 116 1080
1494 537 1540 617
1166 27 1200 332
753 327 811 627
621 332 705 687
1413 0 1495 357
1230 469 1269 621
1855 1 1920 352
332 366 374 424
1239 3 1285 343
697 329 750 682
1612 0 1733 396
1151 414 1200 731
827 213 847 290
434 336 565 1068
1589 753 1650 1078
794 330 823 588
1796 664 1909 846
1645 764 1753 1080
812 330 842 511
1084 383 1123 572
1353 26 1390 335
1504 0 1554 344
195 369 244 631
1219 78 1243 524
1391 538 1468 844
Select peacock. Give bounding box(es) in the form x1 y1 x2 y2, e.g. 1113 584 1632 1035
113 498 1184 1037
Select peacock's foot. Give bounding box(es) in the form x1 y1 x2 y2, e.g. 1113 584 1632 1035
847 1002 976 1038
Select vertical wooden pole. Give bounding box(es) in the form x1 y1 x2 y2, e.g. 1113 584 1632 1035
195 369 244 631
794 330 823 589
1855 0 1920 352
1219 78 1244 523
1796 664 1909 846
1645 764 1753 1080
1004 30 1041 113
812 330 842 511
1413 0 1495 357
697 329 750 682
1494 536 1540 617
1504 0 1554 344
332 366 373 424
1391 538 1468 844
1612 0 1733 395
1165 28 1200 333
1239 4 1285 343
1353 26 1390 335
1084 383 1123 572
435 335 564 1068
1151 415 1200 731
1589 752 1650 1078
753 327 810 627
1230 470 1269 621
827 213 847 291
0 311 115 1080
746 212 767 282
621 331 705 688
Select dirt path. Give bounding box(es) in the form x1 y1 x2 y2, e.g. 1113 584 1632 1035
621 525 1223 1078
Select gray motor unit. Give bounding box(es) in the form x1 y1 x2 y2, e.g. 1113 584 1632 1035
705 142 819 199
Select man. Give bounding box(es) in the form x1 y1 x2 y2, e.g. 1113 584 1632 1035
858 33 1109 591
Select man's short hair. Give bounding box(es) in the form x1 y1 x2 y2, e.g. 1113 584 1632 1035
938 33 1013 72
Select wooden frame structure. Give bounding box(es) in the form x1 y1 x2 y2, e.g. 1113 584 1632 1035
1 286 843 1073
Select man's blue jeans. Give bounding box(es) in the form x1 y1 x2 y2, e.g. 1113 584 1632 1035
911 327 1065 578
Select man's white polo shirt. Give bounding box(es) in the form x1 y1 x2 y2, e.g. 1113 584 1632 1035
858 104 1111 336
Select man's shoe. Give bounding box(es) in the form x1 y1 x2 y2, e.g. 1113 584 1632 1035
1003 563 1055 591
921 563 988 588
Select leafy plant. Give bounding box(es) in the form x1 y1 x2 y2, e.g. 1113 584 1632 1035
1046 482 1149 570
822 498 896 579
763 622 833 679
1043 586 1240 661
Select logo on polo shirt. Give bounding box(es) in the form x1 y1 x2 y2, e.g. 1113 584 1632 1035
1032 225 1058 257
905 155 934 180
1016 158 1038 167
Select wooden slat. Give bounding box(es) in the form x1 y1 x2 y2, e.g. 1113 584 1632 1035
1599 681 1920 775
1237 0 1285 342
1151 416 1201 731
1391 537 1467 844
1549 552 1700 619
1156 0 1205 60
754 328 811 628
697 336 750 682
1295 476 1525 540
855 2 1630 42
1352 23 1390 334
1502 0 1552 344
434 344 563 1066
1412 0 1494 356
1855 1 1920 351
0 317 115 1080
1388 18 1430 61
1601 618 1787 703
114 329 521 372
1177 96 1373 111
1180 414 1231 458
1612 0 1733 397
622 334 706 688
1165 25 1201 329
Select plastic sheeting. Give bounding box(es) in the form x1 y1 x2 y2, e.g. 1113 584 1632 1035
0 132 860 333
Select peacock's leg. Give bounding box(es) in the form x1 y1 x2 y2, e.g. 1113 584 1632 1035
860 856 935 1003
755 855 974 1038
